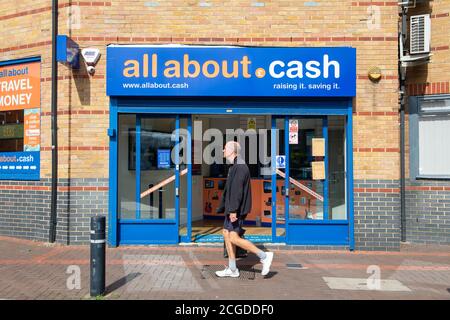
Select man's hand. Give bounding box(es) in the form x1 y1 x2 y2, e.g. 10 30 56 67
229 213 238 223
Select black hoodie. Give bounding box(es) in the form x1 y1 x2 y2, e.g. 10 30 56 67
216 156 252 218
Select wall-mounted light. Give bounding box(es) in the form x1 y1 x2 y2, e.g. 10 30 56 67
368 66 382 82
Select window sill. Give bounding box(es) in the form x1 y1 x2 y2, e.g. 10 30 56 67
415 175 450 181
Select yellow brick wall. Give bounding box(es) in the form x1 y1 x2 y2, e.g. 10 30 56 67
0 0 400 180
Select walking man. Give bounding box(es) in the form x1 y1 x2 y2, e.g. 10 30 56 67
215 141 274 278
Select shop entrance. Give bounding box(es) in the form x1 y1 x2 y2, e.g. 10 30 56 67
186 115 273 243
112 109 351 247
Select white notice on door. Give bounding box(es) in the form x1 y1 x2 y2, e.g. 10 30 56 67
289 132 298 144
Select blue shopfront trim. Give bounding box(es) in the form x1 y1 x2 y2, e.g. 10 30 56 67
108 97 354 248
108 102 118 246
118 219 179 245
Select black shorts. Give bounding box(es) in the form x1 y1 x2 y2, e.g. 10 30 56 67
223 214 246 236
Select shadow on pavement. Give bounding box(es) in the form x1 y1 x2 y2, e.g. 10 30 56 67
105 272 141 294
262 271 278 279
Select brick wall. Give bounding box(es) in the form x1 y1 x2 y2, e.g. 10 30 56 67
0 179 108 244
354 180 401 251
406 181 450 245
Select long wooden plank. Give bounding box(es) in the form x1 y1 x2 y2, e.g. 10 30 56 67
276 169 324 202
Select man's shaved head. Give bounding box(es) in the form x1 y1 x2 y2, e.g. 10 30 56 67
224 141 241 156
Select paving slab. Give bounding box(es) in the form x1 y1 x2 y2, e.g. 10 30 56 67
0 236 449 300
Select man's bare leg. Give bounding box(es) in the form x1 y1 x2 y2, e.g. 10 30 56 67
228 231 261 255
216 229 240 277
223 229 236 259
228 231 274 276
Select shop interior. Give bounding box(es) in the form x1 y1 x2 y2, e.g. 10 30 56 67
187 115 273 242
0 110 24 152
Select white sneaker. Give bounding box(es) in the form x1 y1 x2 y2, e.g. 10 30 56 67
215 267 240 278
261 252 274 276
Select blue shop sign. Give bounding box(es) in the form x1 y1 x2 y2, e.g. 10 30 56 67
106 45 356 97
0 151 40 180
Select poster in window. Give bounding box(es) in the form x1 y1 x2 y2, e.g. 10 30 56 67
312 138 325 157
0 61 41 180
312 161 325 180
289 132 298 144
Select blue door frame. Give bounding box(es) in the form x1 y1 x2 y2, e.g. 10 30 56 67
272 115 350 246
108 98 355 250
108 113 191 245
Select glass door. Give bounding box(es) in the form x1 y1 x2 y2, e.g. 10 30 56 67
272 116 331 245
138 116 177 221
282 115 350 246
286 117 327 223
117 114 189 244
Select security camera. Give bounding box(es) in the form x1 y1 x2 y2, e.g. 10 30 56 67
81 48 101 75
86 65 95 75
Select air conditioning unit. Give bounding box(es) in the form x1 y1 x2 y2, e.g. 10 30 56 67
410 14 431 54
398 0 428 7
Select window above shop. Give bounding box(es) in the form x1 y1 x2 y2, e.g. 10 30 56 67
409 94 450 180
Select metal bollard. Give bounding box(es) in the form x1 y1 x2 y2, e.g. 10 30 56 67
90 216 105 297
158 188 163 219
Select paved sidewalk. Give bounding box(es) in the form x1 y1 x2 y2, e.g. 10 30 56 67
0 236 449 300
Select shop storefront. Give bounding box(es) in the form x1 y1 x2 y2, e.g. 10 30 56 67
106 45 356 248
2 0 449 252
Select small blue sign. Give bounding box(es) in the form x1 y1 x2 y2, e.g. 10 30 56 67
57 35 80 69
0 151 40 180
157 149 171 169
107 46 356 97
276 155 286 169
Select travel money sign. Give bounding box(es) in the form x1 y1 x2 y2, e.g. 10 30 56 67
0 61 40 180
107 45 356 97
